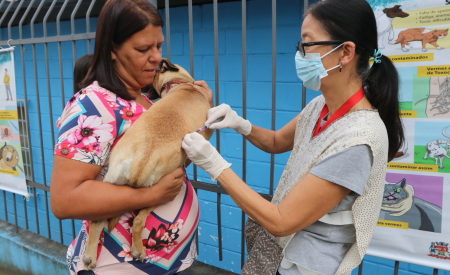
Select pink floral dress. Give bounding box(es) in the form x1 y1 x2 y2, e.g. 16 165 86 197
54 82 199 275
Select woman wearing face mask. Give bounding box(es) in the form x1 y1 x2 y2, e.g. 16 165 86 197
182 0 404 274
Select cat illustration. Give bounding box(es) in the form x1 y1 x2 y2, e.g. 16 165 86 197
379 178 442 232
394 28 448 52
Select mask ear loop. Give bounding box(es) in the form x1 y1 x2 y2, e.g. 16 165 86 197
320 42 345 59
320 42 345 73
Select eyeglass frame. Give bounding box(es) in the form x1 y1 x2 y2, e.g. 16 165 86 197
296 40 345 57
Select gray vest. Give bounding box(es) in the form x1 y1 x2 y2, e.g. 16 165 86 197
242 95 389 275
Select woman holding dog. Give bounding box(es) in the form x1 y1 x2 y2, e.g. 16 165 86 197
182 0 404 274
51 1 206 274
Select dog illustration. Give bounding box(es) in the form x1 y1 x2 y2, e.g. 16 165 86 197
82 59 213 269
376 5 409 49
395 28 448 52
423 139 450 169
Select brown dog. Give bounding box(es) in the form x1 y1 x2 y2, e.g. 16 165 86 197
82 59 213 269
376 5 409 49
395 28 448 52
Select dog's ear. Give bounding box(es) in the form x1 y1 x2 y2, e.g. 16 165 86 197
393 5 401 10
157 59 180 73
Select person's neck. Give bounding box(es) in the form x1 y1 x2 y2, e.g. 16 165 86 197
127 88 142 98
321 79 363 117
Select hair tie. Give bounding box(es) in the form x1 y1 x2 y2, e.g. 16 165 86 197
370 49 383 63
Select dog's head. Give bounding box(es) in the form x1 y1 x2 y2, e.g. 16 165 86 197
383 5 409 18
148 59 195 98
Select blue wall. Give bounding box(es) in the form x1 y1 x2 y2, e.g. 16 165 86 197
1 0 449 274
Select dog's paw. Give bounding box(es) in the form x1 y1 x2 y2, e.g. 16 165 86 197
131 244 147 262
401 48 409 52
82 255 97 270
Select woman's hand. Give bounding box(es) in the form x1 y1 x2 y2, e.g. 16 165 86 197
205 103 252 135
182 132 231 181
150 167 185 205
193 80 214 107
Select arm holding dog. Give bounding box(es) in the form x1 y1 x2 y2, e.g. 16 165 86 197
50 156 184 221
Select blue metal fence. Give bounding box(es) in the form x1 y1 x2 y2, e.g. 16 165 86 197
0 0 447 274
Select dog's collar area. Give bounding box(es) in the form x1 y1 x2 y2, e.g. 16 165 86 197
160 81 195 97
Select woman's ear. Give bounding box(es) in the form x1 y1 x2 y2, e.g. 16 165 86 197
340 41 356 66
111 43 117 61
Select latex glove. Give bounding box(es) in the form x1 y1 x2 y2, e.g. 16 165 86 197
205 103 252 136
182 132 231 181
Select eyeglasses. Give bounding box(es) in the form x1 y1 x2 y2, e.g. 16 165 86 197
296 40 345 57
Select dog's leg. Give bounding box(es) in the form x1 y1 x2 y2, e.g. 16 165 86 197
439 156 444 169
131 206 156 261
83 220 106 269
388 28 396 45
378 33 385 49
107 215 122 233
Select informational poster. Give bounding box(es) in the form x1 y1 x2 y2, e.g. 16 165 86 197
367 0 450 270
0 47 29 197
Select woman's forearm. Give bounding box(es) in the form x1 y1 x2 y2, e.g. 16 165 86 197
51 180 162 221
217 168 352 237
244 114 299 154
217 168 285 235
50 156 184 221
245 125 279 153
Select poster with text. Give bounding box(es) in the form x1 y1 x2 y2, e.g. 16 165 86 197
367 0 450 271
0 47 29 197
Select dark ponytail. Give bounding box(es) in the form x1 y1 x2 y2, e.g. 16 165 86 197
307 0 404 161
365 55 404 161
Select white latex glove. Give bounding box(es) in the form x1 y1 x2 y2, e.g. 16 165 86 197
182 132 231 181
205 103 252 136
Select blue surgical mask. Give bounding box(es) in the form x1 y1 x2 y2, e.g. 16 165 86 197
295 43 344 91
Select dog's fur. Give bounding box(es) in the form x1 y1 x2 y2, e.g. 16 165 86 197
376 5 409 49
82 59 213 269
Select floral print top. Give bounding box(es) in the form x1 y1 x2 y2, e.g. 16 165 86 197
55 82 199 275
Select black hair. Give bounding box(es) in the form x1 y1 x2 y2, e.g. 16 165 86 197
82 0 164 101
73 53 93 94
306 0 404 161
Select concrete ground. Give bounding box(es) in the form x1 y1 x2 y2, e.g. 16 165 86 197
0 220 235 275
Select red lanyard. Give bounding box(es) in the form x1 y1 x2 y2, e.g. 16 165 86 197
312 87 365 138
